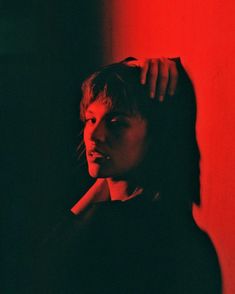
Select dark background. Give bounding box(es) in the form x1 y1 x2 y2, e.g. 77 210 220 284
1 1 103 291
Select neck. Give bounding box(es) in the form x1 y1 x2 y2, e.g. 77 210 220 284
107 177 144 201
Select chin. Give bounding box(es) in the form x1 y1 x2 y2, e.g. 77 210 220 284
88 161 136 179
88 166 109 178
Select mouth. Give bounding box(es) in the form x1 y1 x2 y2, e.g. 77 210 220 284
87 148 111 161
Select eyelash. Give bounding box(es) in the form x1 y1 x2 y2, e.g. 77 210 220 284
84 117 127 128
84 118 95 124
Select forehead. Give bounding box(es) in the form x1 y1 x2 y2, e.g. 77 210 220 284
85 98 136 117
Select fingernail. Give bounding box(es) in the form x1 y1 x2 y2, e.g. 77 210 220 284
159 95 164 102
141 79 145 85
150 91 155 99
169 90 175 96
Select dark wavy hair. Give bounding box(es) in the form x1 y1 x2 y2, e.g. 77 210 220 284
79 60 200 209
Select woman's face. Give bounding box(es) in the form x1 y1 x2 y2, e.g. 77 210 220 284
83 99 149 178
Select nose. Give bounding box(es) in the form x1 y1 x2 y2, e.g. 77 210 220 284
87 121 108 143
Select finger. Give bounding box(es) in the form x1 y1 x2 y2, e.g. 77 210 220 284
140 59 149 85
149 59 159 98
157 59 169 102
123 58 141 67
167 61 178 96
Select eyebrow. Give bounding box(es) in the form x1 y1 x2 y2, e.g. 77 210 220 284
108 111 130 117
85 109 130 117
85 110 94 115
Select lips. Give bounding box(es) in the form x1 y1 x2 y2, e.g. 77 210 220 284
87 147 110 160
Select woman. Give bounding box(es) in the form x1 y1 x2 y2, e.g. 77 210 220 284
35 58 221 294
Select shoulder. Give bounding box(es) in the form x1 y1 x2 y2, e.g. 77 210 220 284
173 220 222 294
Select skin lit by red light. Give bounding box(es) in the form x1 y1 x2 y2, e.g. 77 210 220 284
83 100 149 179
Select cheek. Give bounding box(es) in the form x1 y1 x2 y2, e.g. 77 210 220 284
83 128 88 144
83 128 91 149
114 130 149 167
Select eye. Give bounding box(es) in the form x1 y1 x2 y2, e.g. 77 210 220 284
110 117 120 123
84 117 96 125
108 116 129 128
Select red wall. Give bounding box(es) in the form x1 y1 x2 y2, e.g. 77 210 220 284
102 1 235 293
